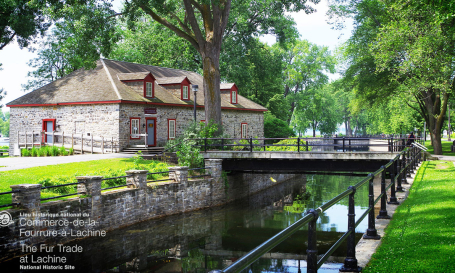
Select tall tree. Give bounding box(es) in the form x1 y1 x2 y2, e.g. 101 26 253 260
121 0 320 129
330 0 455 154
0 0 50 50
291 84 341 137
278 39 336 123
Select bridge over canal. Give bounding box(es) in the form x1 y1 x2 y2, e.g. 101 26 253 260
200 137 407 173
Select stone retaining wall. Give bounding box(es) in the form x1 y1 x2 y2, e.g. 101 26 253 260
0 159 296 257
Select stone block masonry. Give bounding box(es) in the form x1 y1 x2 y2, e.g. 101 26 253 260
0 159 295 256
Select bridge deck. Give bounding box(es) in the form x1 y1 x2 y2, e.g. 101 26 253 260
202 151 398 160
202 151 400 173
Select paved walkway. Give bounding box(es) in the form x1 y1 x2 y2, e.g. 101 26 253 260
0 153 134 171
433 155 455 161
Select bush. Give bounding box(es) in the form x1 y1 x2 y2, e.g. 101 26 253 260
38 147 46 157
265 138 312 152
69 147 74 155
21 149 30 157
59 146 68 156
30 147 38 157
50 146 60 156
165 121 227 168
232 138 262 151
264 112 295 139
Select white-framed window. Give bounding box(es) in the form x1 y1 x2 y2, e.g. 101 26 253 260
146 82 153 97
168 119 176 139
232 90 237 104
130 118 140 139
182 85 189 100
241 123 248 138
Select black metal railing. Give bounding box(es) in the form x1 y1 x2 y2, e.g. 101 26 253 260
0 189 20 208
193 137 424 153
100 175 132 191
209 145 424 273
40 182 84 201
146 170 175 183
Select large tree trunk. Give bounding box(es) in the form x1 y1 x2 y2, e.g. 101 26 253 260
422 89 448 155
201 48 222 130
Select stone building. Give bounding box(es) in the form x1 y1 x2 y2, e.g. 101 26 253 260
7 59 266 154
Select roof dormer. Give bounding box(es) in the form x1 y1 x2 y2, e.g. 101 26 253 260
117 72 156 98
221 83 238 104
156 76 192 101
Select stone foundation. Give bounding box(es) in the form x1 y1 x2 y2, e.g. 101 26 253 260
0 159 296 257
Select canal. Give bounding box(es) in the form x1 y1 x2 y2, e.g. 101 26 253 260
4 174 369 272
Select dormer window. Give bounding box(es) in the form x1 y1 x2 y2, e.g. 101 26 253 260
182 85 189 100
146 82 153 97
231 90 237 104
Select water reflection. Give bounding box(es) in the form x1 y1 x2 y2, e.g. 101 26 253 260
3 174 369 272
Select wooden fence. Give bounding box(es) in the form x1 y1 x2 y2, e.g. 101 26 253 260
16 131 119 155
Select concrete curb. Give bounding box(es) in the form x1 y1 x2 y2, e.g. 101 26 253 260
353 162 421 271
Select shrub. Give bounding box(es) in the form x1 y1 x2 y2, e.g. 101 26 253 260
232 138 262 151
21 149 30 157
38 147 45 157
264 112 295 140
165 121 226 168
30 147 38 157
59 146 68 156
50 146 59 156
265 138 312 152
69 147 74 155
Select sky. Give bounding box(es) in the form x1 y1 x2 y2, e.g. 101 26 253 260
0 0 353 111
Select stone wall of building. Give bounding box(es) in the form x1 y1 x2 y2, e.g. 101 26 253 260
9 103 264 154
0 160 297 255
119 104 265 149
9 105 120 155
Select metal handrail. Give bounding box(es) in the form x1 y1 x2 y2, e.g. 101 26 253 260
211 147 420 273
193 136 416 153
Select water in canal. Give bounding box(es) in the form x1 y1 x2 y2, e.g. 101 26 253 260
6 174 369 272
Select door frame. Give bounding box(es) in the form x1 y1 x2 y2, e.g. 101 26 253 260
42 119 56 143
145 117 157 147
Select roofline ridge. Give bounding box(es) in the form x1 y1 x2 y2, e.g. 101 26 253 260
101 58 201 76
101 59 122 100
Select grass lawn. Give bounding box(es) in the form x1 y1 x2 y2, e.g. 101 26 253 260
424 140 455 156
363 160 455 273
0 158 171 208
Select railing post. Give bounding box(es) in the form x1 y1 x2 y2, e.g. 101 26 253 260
125 170 149 189
91 134 93 154
306 209 319 273
343 137 345 152
169 166 189 185
101 136 104 154
306 139 309 151
204 138 207 152
263 139 266 151
250 137 253 152
349 138 351 151
406 149 412 177
388 160 399 205
221 138 224 151
402 151 409 184
76 176 102 219
10 184 42 212
340 186 361 272
396 154 404 192
363 173 380 239
377 166 391 219
297 137 300 152
81 133 84 154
